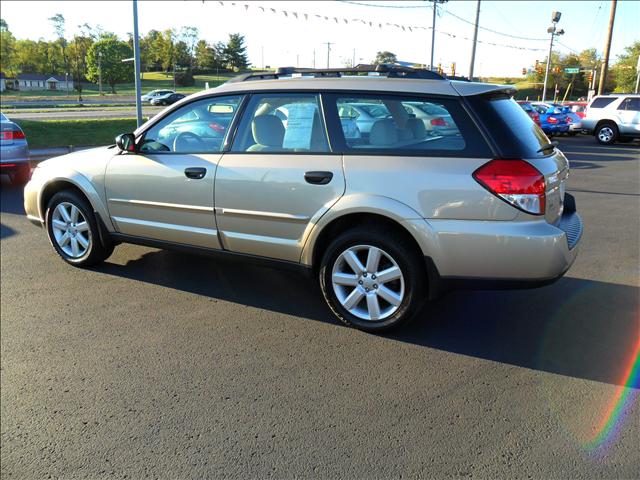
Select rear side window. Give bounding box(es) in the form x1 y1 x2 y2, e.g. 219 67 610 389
327 93 491 157
590 97 616 108
231 93 329 153
621 98 640 111
467 94 549 158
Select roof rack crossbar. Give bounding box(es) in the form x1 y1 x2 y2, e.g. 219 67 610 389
226 64 446 84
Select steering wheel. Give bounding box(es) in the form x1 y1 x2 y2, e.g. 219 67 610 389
173 131 204 152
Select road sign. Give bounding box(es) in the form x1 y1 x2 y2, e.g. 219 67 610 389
564 67 580 73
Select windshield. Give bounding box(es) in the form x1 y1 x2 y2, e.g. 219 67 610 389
468 94 550 158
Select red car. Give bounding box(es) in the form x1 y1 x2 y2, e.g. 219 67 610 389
564 102 587 119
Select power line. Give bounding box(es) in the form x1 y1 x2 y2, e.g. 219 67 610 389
338 1 429 8
442 9 548 41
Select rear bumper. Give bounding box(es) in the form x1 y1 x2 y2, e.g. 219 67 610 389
412 196 582 294
0 161 31 175
542 124 569 134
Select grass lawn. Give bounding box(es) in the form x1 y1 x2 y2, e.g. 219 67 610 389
19 118 138 149
1 72 236 101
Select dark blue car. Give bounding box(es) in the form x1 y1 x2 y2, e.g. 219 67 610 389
531 103 569 136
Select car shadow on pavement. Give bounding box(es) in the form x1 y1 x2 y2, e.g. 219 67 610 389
0 178 26 215
98 248 639 388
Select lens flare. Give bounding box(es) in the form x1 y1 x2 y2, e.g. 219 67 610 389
583 333 640 455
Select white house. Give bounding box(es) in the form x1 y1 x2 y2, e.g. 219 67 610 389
13 73 74 92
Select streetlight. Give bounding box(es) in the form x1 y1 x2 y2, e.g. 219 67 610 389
542 11 564 102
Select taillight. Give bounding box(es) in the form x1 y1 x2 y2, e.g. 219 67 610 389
473 159 546 215
430 117 447 126
1 130 25 140
566 117 572 124
547 116 558 124
208 122 225 133
576 112 585 118
533 114 540 125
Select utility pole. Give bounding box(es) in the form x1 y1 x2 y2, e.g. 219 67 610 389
352 48 356 68
598 0 617 95
261 46 264 70
635 54 640 93
468 0 481 79
429 0 448 70
542 11 564 102
313 49 316 69
132 0 143 127
324 42 334 68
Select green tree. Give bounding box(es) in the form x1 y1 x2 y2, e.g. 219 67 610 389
194 39 213 71
612 41 640 93
223 33 249 71
68 35 94 100
174 40 191 68
86 38 133 94
373 51 397 65
0 19 17 76
48 13 69 75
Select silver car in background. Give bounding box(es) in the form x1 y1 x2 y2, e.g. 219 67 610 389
1 112 30 185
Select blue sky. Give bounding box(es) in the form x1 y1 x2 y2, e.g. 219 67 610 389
1 0 638 77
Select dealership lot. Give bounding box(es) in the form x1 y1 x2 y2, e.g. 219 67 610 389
1 135 638 478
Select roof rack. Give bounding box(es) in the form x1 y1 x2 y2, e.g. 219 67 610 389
226 64 446 83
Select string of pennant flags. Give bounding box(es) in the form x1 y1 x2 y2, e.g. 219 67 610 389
211 1 547 52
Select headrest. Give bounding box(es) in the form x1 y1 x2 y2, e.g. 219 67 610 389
252 115 285 147
369 119 398 146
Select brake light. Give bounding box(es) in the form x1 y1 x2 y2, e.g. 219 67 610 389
473 159 546 215
0 130 25 140
547 116 558 124
533 113 541 125
430 117 447 126
566 116 573 124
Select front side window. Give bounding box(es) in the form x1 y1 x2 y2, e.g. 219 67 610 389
333 95 478 154
231 93 329 153
621 98 640 111
139 95 243 153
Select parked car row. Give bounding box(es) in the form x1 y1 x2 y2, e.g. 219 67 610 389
140 89 186 106
516 94 640 145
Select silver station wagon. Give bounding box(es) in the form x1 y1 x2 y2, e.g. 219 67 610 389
24 65 583 332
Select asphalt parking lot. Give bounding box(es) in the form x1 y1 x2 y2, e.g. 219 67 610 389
1 135 639 478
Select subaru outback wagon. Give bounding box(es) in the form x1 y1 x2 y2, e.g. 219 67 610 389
24 65 583 332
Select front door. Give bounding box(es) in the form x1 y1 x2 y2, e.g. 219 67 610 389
215 92 345 262
105 94 244 249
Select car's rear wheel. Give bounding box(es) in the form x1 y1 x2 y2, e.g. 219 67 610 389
319 227 427 332
45 190 114 267
9 164 31 185
596 122 618 145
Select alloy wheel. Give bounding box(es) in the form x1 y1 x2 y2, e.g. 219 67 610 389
331 245 405 321
51 202 91 258
598 126 614 143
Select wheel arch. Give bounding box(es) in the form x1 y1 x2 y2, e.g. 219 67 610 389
39 174 114 231
301 195 442 297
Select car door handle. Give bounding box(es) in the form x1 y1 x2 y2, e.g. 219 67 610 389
304 171 333 185
185 167 206 179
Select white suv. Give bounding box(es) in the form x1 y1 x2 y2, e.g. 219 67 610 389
582 94 640 145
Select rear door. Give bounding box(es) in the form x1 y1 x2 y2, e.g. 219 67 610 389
617 97 640 134
214 92 345 262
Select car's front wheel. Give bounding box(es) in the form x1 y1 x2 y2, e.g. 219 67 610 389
319 227 427 332
45 190 114 267
596 122 618 145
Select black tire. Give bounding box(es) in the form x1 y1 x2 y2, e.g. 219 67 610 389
45 190 114 267
595 122 618 145
9 164 31 185
319 226 427 333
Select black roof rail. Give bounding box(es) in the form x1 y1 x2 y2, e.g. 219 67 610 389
226 64 446 83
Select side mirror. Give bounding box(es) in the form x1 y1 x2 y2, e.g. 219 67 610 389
116 133 136 152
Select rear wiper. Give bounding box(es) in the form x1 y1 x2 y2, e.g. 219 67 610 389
537 143 556 154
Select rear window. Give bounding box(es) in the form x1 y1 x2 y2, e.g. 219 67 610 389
590 97 616 108
467 94 550 158
327 93 492 157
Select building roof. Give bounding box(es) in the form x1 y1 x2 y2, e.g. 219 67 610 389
16 73 69 81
